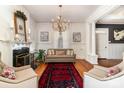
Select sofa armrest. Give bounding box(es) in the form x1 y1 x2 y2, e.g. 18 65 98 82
84 72 104 81
74 54 76 58
102 71 124 81
13 65 31 72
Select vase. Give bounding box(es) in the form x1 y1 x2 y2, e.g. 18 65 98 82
58 32 63 48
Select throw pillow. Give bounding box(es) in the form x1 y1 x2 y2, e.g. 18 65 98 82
0 66 3 75
66 50 71 55
56 51 65 55
107 66 121 77
0 61 6 67
66 50 74 56
51 50 55 55
48 50 52 55
70 50 74 56
48 50 54 55
0 61 6 75
1 66 16 80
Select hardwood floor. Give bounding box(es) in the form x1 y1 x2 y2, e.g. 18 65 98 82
98 59 122 67
74 59 93 76
35 63 48 77
35 59 93 77
35 59 121 77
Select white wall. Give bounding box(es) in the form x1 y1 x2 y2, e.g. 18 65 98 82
29 16 37 52
96 28 124 59
69 23 86 59
36 22 86 59
108 44 124 59
36 23 54 50
0 5 33 66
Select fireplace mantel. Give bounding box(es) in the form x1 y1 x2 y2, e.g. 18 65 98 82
0 39 32 45
0 40 10 43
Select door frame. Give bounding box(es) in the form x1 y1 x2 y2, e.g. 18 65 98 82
96 28 109 59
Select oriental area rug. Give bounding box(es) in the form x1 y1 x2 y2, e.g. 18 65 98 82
38 63 83 88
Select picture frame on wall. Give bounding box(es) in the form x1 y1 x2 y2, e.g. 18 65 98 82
73 32 81 42
40 32 49 42
14 10 27 42
109 28 124 43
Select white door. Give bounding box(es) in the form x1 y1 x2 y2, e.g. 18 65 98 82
96 29 108 58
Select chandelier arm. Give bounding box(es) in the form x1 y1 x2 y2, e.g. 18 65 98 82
52 5 70 32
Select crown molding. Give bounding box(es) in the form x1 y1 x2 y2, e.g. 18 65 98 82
87 5 120 23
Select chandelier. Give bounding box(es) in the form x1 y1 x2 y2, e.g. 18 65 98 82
52 5 70 32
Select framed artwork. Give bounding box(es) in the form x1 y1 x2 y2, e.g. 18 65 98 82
40 32 49 42
14 11 27 42
73 32 81 42
109 28 124 43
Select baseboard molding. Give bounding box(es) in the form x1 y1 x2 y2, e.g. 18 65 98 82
98 58 107 60
76 58 85 60
86 54 98 64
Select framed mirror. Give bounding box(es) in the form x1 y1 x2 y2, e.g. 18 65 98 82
14 10 27 42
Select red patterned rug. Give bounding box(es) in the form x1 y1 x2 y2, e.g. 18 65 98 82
38 63 83 88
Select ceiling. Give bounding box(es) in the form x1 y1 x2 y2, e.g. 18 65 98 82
97 6 124 24
23 5 99 22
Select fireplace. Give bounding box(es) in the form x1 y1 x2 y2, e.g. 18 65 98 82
13 47 30 67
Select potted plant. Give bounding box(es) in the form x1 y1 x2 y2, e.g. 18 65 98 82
36 49 46 62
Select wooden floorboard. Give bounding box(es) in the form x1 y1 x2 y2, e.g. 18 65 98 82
74 59 93 76
98 59 122 67
35 63 47 77
35 59 93 77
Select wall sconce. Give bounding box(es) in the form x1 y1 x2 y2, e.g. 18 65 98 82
14 34 19 42
10 27 14 31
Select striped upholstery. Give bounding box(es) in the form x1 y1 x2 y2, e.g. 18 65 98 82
45 49 76 63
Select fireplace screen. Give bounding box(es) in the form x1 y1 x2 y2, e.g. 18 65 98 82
13 47 30 67
16 53 30 67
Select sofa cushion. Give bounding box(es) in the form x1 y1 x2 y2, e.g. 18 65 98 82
88 68 107 78
47 55 74 58
15 68 37 83
55 50 65 55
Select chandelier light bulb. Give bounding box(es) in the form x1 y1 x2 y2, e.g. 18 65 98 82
52 19 54 22
15 34 19 39
57 16 59 19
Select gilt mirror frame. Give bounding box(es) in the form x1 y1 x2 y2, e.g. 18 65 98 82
14 10 27 42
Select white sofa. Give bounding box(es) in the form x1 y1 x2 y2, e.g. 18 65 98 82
0 65 38 88
84 61 124 88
